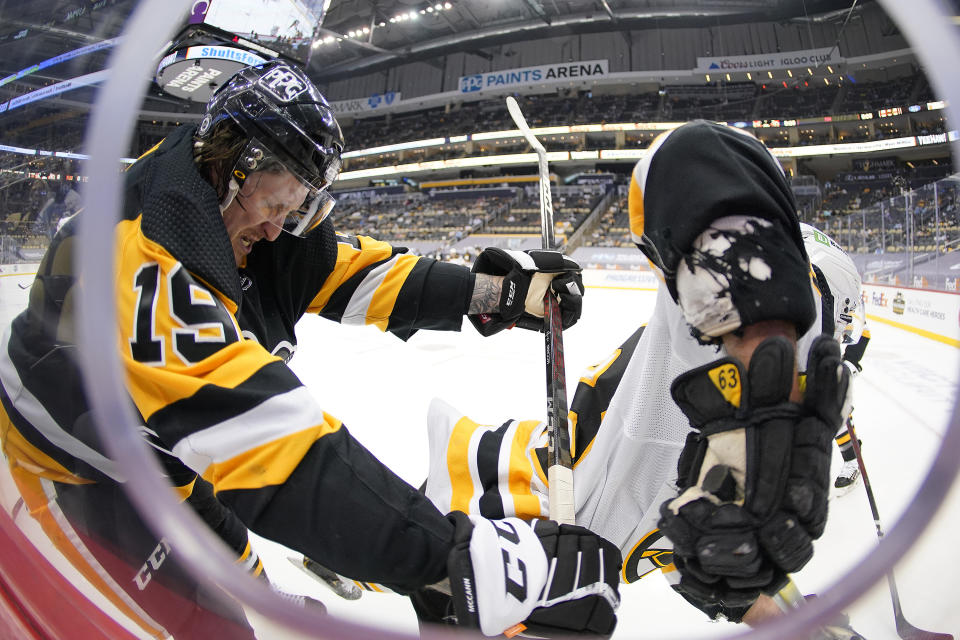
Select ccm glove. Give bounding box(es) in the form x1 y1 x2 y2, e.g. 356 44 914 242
658 335 849 612
446 512 621 637
470 248 583 336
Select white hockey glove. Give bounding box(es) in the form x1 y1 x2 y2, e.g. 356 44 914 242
446 512 620 637
469 248 583 336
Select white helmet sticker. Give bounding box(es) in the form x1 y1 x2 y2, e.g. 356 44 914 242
198 114 213 135
258 66 308 103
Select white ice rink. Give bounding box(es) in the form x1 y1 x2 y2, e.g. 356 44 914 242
1 268 959 639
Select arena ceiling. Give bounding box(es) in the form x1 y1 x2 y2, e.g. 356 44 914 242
0 0 868 93
312 0 866 81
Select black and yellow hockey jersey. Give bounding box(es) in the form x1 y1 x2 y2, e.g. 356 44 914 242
0 125 472 592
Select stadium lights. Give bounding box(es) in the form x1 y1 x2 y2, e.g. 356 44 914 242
334 135 930 182
315 3 454 46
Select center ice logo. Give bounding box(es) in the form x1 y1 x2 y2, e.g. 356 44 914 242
460 74 483 93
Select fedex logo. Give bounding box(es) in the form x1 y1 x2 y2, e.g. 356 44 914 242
258 66 307 102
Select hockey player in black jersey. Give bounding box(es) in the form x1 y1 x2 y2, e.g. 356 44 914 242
0 60 619 638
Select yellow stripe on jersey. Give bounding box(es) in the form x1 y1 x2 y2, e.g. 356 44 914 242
569 411 578 459
364 253 419 331
509 419 546 520
835 431 852 445
1 406 92 485
307 234 394 313
136 139 164 161
447 414 479 514
628 128 675 245
628 174 645 244
202 416 342 493
571 410 604 467
173 477 196 501
168 386 340 486
809 264 822 296
237 541 264 576
578 349 622 388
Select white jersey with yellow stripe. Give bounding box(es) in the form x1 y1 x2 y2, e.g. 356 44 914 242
424 272 826 585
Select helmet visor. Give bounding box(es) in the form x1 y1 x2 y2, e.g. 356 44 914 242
232 139 338 237
284 188 336 236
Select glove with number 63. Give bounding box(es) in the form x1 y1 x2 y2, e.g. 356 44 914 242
445 512 621 637
658 335 850 613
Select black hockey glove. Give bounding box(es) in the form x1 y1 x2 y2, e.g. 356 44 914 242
445 512 620 637
658 335 849 613
469 247 583 336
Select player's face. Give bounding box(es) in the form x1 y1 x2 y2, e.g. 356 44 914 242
221 169 309 266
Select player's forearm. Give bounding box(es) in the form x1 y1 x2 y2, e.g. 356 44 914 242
468 273 503 314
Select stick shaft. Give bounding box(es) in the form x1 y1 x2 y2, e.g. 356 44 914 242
847 419 907 615
505 96 574 525
848 418 952 639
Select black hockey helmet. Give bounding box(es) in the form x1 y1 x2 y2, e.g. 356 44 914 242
197 60 344 235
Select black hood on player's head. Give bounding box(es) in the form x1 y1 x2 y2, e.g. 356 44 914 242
628 120 801 279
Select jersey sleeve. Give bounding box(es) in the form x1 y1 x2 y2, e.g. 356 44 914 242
843 326 870 371
306 232 474 340
117 217 453 592
566 326 645 466
422 328 647 525
424 398 549 522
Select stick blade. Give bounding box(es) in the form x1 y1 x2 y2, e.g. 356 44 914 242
895 617 953 640
896 614 953 640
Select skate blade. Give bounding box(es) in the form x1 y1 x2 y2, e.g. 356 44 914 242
287 557 363 601
833 480 860 497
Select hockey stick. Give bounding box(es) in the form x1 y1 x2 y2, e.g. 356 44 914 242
846 418 953 640
773 579 866 640
505 96 575 526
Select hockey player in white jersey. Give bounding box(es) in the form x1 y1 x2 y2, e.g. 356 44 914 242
422 120 854 630
802 224 872 493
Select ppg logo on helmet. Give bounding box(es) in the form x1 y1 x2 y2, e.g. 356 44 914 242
258 66 308 103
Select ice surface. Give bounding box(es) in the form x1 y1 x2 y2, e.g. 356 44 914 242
1 271 958 639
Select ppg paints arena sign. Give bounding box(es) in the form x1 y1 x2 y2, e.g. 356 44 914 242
156 45 266 102
458 60 609 93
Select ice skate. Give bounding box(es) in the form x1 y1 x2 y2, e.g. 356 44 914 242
835 459 860 494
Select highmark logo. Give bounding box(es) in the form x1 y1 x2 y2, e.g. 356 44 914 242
367 92 398 108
